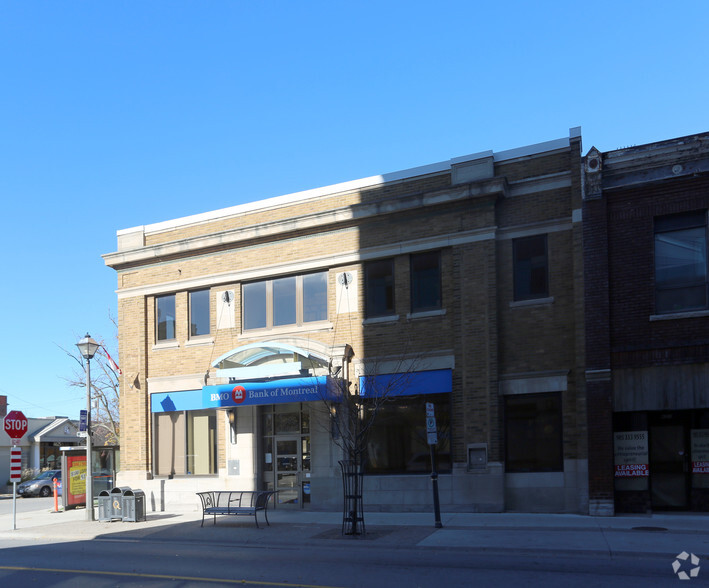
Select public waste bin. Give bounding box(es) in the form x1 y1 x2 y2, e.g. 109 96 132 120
97 490 112 522
122 489 146 522
108 486 131 521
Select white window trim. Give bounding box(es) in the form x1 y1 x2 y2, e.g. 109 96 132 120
509 296 554 308
406 309 447 320
363 315 400 325
650 310 709 321
153 341 180 351
239 321 333 340
185 336 214 347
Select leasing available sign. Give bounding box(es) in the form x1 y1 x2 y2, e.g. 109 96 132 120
691 429 709 473
614 431 649 477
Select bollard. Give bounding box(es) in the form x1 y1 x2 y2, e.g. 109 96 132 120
52 478 59 513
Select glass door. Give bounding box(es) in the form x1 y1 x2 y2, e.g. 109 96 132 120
262 404 311 508
275 437 301 507
650 419 689 509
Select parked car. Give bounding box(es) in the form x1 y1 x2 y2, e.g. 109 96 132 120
17 470 61 497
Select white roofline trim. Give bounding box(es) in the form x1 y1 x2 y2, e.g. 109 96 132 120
116 135 573 238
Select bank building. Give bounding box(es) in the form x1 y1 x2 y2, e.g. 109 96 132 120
103 129 587 513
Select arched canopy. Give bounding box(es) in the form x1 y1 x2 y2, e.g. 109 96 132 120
212 341 330 380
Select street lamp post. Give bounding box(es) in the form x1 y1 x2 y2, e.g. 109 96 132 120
76 333 100 522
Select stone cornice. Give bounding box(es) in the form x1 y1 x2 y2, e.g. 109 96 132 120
104 177 508 270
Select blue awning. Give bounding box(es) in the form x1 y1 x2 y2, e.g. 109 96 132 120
359 369 452 398
151 376 339 413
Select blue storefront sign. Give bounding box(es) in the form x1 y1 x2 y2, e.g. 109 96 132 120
151 376 338 413
358 369 452 398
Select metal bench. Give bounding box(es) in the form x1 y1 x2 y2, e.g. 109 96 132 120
196 490 276 528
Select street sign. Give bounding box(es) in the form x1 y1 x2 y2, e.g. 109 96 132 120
4 410 28 442
10 447 21 482
424 402 442 528
79 410 87 432
77 431 88 438
425 404 437 445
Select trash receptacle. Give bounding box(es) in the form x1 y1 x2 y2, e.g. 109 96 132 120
109 486 131 522
98 490 112 522
122 489 146 522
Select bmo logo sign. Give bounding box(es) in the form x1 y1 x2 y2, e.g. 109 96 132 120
232 386 246 404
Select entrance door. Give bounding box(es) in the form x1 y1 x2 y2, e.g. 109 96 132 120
275 437 301 508
650 423 688 509
262 404 312 509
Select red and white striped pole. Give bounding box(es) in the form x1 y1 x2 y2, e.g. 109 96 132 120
10 445 21 530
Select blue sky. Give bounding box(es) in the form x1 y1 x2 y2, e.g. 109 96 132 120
1 1 707 419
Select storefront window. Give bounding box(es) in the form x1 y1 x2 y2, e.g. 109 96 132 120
40 445 62 470
505 392 563 472
154 409 217 476
365 394 451 474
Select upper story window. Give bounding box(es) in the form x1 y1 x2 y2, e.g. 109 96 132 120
513 234 548 301
410 251 442 313
365 259 395 318
655 211 708 314
156 294 176 341
189 289 210 337
243 271 328 331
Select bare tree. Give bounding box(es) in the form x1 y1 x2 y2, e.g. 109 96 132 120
60 321 120 446
324 354 421 536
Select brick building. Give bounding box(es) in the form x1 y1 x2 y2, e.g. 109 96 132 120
103 129 587 513
584 132 709 515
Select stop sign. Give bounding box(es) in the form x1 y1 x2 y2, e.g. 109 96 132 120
4 410 28 442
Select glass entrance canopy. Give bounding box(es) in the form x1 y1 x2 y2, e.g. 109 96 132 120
212 341 331 380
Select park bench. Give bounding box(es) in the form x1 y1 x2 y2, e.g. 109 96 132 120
196 490 277 528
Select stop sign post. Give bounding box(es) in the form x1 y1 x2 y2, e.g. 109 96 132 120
4 410 28 444
4 410 27 531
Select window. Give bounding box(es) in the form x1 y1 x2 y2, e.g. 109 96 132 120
302 273 327 322
154 409 217 476
504 392 562 472
410 251 442 312
365 394 451 474
243 281 267 330
655 211 708 314
189 289 210 337
365 259 395 317
156 294 176 341
513 234 548 300
243 271 328 331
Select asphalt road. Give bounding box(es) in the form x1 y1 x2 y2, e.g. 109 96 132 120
0 499 697 586
0 495 61 515
0 536 687 587
0 498 692 588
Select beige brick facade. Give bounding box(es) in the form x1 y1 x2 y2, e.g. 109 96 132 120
105 130 587 513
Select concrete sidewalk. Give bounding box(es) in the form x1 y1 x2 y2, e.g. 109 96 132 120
1 500 708 560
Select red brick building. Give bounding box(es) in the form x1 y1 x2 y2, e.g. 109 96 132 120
584 132 709 515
